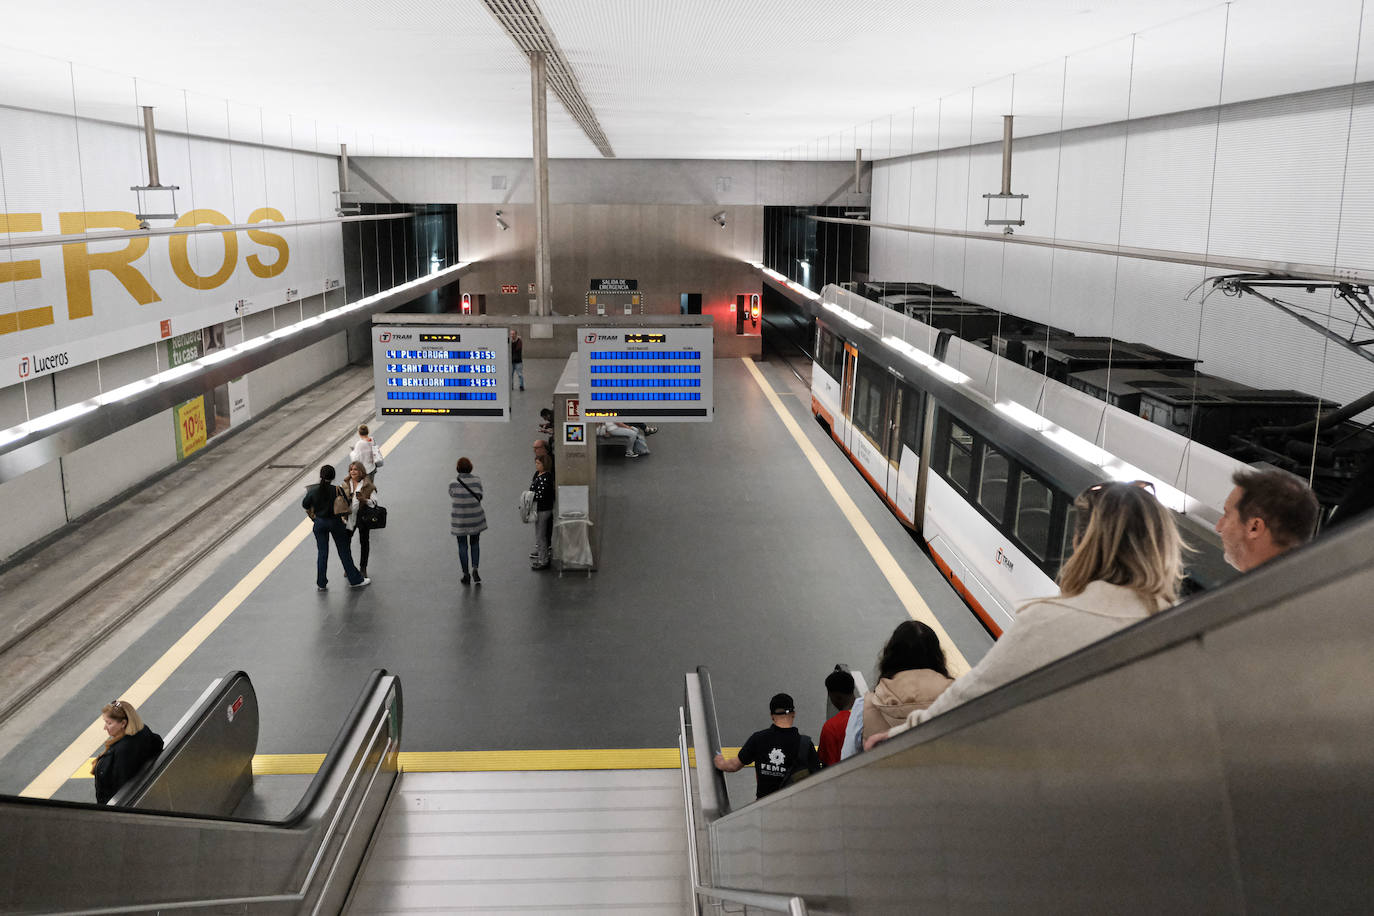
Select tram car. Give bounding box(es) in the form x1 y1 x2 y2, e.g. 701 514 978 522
807 289 1235 636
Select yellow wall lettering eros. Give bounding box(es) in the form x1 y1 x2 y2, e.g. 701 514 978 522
0 208 291 336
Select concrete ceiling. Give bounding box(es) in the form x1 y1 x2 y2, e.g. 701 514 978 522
0 0 1368 159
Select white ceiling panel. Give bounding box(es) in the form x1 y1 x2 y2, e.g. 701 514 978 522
0 0 1366 159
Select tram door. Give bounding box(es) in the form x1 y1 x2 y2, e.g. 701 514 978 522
840 343 859 452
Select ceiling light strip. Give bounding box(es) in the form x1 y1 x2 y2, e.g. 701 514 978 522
483 0 615 158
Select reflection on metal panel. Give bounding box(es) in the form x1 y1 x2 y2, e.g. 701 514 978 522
709 512 1374 914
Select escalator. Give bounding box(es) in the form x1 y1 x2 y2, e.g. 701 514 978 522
2 670 401 914
681 511 1374 915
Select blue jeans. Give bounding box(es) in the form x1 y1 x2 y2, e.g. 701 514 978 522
314 517 363 587
456 533 481 573
511 361 524 389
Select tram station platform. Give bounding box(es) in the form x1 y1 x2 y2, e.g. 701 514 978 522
0 355 992 803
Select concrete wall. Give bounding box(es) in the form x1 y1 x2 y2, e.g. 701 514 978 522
348 158 865 359
0 291 353 564
868 83 1374 417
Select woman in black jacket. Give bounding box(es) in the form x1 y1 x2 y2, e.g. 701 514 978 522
93 699 163 804
530 454 555 570
302 464 369 591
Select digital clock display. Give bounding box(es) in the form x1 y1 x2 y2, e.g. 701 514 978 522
372 325 511 420
625 333 667 343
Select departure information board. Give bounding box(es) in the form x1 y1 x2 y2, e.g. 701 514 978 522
577 326 713 422
372 326 510 420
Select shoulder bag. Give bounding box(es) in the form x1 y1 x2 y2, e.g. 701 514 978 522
358 503 387 529
457 476 482 502
332 485 351 517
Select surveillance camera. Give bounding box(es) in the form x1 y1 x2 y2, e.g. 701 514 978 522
495 210 502 216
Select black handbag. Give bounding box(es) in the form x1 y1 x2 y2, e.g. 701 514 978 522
358 503 387 529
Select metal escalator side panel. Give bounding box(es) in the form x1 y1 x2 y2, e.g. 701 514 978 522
704 513 1374 913
115 670 258 816
0 671 402 914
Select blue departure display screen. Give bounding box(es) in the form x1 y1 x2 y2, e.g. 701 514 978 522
372 326 509 420
578 326 713 421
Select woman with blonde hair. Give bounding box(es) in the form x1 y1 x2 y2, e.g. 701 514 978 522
93 699 164 804
866 480 1181 749
343 460 379 579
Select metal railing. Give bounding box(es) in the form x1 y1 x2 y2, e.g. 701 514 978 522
680 669 809 916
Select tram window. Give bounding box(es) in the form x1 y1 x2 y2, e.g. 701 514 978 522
816 326 839 379
897 383 923 456
946 421 974 494
1015 472 1053 560
1061 504 1080 562
853 357 888 445
978 448 1009 521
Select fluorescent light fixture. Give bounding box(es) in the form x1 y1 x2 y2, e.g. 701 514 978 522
882 336 970 384
95 378 158 405
150 362 200 385
761 267 786 283
23 401 99 433
995 400 1048 432
823 301 873 330
995 400 1195 513
788 281 821 302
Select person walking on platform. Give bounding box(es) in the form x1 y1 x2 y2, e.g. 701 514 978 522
450 457 487 585
509 328 525 391
343 461 378 579
350 424 383 480
302 464 369 591
530 453 554 570
714 692 822 800
93 699 163 805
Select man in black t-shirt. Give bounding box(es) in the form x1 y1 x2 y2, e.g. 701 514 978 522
714 692 822 799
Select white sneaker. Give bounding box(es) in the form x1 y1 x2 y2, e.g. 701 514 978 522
351 577 372 589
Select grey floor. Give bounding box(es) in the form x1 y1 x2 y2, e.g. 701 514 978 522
2 357 991 802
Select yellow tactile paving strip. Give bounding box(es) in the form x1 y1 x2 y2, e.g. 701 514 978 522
68 747 741 778
740 357 970 675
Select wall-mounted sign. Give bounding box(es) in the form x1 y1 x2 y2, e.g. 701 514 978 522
564 422 586 445
590 278 637 292
577 326 713 422
372 325 510 420
501 284 519 294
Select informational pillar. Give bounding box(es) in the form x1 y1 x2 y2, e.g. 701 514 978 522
530 51 552 317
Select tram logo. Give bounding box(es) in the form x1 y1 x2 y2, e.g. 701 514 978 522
18 357 29 379
995 547 1015 572
378 332 391 343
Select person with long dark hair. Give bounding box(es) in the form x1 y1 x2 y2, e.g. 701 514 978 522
866 480 1181 750
860 620 954 747
302 464 369 591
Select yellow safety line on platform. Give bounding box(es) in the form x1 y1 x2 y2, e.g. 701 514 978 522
741 358 970 675
24 422 420 799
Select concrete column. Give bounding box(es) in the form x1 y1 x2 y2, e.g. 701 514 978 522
530 51 553 316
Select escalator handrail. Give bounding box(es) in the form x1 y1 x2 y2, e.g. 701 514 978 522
0 667 393 830
711 507 1374 822
694 664 730 816
112 669 252 807
280 666 388 827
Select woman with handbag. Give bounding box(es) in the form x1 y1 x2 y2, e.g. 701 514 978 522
343 460 378 579
301 464 369 591
449 457 487 585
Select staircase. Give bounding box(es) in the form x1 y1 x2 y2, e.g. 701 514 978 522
349 769 692 914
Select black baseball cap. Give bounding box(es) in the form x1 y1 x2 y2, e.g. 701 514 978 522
769 693 795 715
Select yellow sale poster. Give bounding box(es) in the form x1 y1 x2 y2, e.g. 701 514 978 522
174 396 208 460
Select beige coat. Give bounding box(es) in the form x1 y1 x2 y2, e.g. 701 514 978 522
888 580 1167 737
862 669 954 742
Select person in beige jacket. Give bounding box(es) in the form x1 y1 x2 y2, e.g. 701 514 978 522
867 480 1182 750
862 620 954 744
